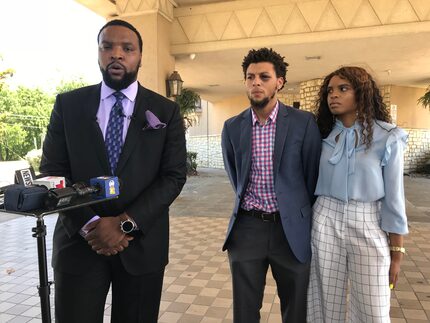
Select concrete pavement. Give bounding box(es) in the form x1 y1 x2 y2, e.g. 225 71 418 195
0 168 429 322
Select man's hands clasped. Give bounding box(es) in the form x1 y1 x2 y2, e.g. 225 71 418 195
85 214 134 256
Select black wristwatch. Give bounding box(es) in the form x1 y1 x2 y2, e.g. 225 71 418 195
120 218 136 234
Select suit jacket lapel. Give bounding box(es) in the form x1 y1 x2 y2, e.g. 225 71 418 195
273 102 289 184
240 109 252 193
115 85 149 174
86 84 111 175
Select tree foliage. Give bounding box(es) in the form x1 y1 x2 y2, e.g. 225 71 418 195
0 55 14 91
418 86 430 110
55 78 88 95
0 87 53 160
175 88 201 130
0 68 13 91
0 75 88 161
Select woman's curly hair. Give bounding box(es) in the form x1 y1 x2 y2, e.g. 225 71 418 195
314 66 391 147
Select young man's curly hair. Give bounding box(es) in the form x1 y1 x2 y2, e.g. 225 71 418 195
315 66 391 148
242 48 289 91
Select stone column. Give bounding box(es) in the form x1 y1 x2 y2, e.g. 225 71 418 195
115 0 176 95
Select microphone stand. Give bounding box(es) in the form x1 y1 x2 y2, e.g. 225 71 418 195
0 195 118 323
32 215 52 323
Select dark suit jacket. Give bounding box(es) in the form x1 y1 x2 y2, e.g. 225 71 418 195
40 83 187 275
221 102 321 263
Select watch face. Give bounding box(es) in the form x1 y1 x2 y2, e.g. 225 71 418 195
121 220 134 233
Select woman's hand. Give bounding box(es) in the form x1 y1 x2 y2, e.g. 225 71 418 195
389 251 403 288
388 233 404 289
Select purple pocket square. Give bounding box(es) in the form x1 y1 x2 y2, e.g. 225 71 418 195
144 110 166 130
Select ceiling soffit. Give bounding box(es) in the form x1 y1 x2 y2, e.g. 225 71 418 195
171 0 430 49
115 0 175 20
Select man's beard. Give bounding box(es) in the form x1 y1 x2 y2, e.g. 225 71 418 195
248 88 277 110
100 63 140 91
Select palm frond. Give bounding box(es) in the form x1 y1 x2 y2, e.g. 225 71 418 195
418 86 430 109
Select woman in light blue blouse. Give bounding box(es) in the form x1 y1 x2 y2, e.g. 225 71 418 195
307 67 408 323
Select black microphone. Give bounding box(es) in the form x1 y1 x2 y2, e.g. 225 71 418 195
120 111 134 120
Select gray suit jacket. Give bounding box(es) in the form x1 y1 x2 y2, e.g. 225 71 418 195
221 102 321 263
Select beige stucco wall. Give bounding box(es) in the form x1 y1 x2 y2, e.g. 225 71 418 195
390 85 430 129
188 95 248 136
188 84 430 137
188 90 303 136
157 14 176 96
123 13 174 95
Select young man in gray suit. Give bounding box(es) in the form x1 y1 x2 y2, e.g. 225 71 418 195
40 20 186 323
221 48 321 322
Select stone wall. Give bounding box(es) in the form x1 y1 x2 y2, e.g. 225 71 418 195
299 78 324 112
186 135 224 169
299 81 392 113
187 81 429 172
277 92 301 107
186 128 430 173
404 128 430 173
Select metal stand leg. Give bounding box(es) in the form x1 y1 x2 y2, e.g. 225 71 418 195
32 217 52 323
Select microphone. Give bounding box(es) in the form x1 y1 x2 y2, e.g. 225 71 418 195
33 176 65 189
15 167 36 186
120 111 134 120
3 176 119 212
45 176 120 209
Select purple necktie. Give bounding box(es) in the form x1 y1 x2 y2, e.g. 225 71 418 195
105 92 125 175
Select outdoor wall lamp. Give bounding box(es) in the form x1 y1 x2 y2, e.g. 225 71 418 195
166 71 184 97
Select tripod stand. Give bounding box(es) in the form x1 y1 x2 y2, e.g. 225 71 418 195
0 195 117 323
33 214 53 323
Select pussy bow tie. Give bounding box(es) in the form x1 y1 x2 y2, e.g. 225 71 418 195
328 124 357 175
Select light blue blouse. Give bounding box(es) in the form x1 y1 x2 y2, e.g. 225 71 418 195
315 119 408 234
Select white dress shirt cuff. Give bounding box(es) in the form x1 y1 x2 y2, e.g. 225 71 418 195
79 215 100 237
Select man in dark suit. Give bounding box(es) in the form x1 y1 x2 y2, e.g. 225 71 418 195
40 19 186 323
221 48 321 322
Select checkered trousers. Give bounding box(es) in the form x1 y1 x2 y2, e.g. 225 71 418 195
241 106 279 212
307 196 391 323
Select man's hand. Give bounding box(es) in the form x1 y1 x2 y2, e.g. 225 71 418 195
93 235 134 256
85 216 127 251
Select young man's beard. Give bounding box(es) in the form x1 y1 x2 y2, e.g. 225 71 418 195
100 64 140 91
248 88 277 110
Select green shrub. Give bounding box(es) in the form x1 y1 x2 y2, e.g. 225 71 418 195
418 86 430 109
186 151 198 175
415 161 430 175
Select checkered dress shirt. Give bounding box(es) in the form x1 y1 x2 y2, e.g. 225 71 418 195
241 102 279 213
